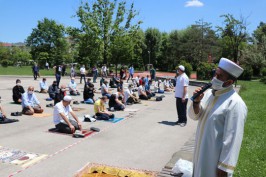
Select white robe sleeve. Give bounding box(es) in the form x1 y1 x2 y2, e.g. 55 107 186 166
188 103 203 121
218 101 247 173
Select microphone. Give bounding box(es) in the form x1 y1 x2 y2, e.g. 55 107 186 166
190 83 212 101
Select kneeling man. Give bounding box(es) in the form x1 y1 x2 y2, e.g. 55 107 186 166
22 86 43 115
53 96 82 134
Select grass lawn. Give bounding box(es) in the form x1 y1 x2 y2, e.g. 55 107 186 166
0 66 55 76
234 80 266 176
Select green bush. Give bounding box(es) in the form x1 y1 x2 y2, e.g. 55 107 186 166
176 60 193 78
196 62 217 80
1 60 11 67
260 76 266 84
261 67 266 77
238 65 253 81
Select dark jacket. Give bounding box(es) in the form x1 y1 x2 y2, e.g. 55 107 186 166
12 85 25 102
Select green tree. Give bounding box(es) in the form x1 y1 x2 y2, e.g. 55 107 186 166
144 28 162 67
217 14 248 63
253 22 266 44
26 18 69 66
74 0 141 65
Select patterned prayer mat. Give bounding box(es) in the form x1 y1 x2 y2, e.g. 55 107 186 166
74 163 158 177
0 146 47 167
47 128 95 137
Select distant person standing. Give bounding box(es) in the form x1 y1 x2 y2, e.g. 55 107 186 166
150 66 156 81
62 64 66 76
127 65 134 82
53 65 62 86
80 65 86 84
174 65 189 127
101 64 107 78
45 61 49 70
92 65 98 83
32 63 39 80
70 65 75 78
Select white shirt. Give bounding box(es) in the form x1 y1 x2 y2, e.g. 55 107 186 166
138 85 144 96
135 77 139 84
124 88 133 101
53 101 73 125
102 66 107 72
80 67 86 74
175 73 189 98
188 86 247 177
101 83 109 94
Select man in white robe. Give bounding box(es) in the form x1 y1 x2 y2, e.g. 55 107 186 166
189 58 247 177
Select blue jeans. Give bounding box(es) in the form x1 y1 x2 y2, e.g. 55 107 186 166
102 93 111 99
93 71 98 83
84 98 94 104
55 74 61 86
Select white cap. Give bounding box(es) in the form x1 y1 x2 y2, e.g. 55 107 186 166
63 96 73 102
178 65 185 71
218 58 244 78
158 80 162 83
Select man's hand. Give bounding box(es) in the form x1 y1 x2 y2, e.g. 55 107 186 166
77 122 82 130
192 87 204 103
217 169 227 177
182 98 186 103
29 106 34 113
69 124 75 133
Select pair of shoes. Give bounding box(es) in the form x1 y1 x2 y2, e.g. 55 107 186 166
80 101 85 104
84 115 96 122
46 98 53 101
127 102 133 105
11 112 22 116
73 101 79 105
73 130 85 138
179 123 187 127
46 103 53 107
90 127 100 132
170 172 184 177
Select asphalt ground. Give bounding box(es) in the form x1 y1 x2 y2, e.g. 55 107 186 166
0 75 198 177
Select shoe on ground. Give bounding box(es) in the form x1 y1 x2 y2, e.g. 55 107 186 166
90 127 100 132
73 130 85 138
179 123 186 127
175 121 181 125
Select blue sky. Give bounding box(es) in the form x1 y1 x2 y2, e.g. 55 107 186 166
0 0 265 43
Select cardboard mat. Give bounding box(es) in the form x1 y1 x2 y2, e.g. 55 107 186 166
0 146 47 168
124 108 139 112
32 113 52 118
75 163 158 177
72 107 87 112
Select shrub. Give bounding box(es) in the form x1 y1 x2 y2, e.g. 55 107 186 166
196 62 217 80
238 65 253 81
1 60 11 67
261 67 266 77
176 61 193 78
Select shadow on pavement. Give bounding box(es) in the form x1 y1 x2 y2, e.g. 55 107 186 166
158 121 176 126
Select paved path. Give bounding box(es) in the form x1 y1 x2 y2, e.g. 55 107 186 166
0 76 198 177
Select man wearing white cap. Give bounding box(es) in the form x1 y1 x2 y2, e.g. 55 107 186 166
53 96 82 134
189 58 247 177
174 65 189 127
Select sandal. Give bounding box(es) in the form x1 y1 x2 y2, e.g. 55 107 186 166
73 101 79 105
11 112 22 116
46 103 53 107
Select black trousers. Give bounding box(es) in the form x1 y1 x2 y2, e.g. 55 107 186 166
33 71 38 80
55 119 80 134
80 74 86 84
176 98 188 123
96 113 114 120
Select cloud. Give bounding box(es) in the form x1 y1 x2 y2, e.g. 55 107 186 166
185 0 204 7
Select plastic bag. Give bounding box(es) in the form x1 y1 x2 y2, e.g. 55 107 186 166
172 159 193 177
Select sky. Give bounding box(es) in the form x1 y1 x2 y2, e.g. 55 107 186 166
0 0 265 43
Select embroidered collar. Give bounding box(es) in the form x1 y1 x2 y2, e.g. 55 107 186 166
212 85 234 97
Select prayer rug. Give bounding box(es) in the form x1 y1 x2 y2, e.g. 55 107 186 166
72 107 87 112
0 146 47 167
32 113 52 118
99 118 124 123
74 163 158 177
124 108 139 112
47 128 95 137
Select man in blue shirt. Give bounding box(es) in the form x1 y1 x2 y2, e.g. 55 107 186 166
22 86 43 115
39 78 48 93
127 65 134 83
